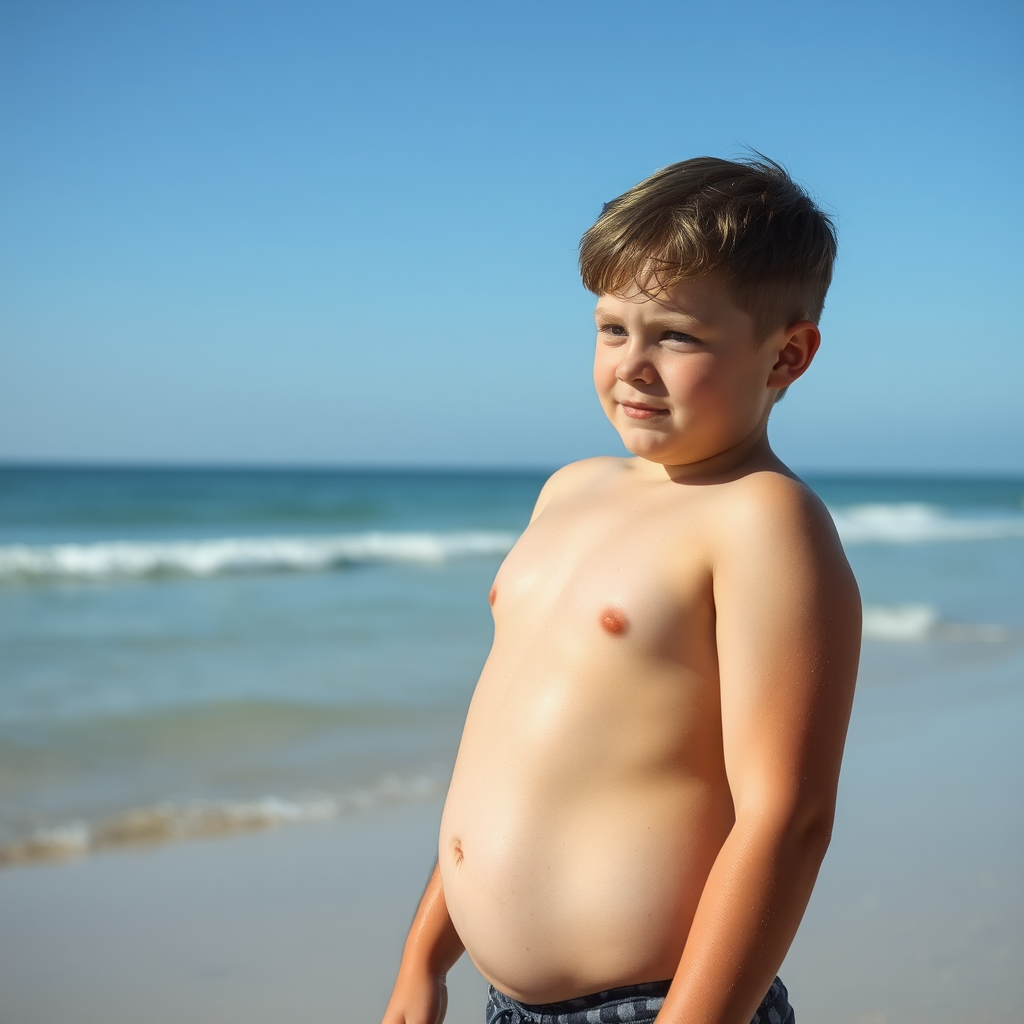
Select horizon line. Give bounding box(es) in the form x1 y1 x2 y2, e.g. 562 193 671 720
1 458 1023 481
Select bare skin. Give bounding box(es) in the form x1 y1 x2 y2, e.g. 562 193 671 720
382 275 861 1024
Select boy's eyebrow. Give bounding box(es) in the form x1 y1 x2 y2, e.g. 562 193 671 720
594 304 711 328
651 311 709 328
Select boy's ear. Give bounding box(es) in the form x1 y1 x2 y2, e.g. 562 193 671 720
767 321 821 389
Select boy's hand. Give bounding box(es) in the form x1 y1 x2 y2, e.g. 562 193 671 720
381 966 448 1024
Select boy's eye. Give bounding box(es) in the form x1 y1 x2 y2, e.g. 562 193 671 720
665 331 700 345
599 324 628 337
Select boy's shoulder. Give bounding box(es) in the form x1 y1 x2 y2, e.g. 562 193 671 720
529 456 622 521
532 459 850 593
706 469 856 613
533 458 836 538
713 468 841 549
711 467 833 531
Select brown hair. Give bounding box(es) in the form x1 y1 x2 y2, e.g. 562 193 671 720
579 155 837 341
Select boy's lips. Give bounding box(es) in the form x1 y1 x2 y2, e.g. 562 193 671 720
619 401 668 420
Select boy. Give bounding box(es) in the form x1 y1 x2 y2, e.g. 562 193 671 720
382 156 861 1024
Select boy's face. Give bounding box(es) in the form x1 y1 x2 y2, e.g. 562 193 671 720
593 274 802 470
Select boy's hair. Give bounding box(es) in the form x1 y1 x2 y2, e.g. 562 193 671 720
579 155 837 341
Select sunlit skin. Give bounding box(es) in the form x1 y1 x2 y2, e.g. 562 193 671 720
383 274 861 1024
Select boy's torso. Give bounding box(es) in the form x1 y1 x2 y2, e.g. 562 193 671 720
440 456 806 1004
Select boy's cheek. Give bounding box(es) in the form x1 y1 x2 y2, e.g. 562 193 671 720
592 357 617 405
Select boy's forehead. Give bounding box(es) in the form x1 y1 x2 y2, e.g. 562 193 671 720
594 275 745 325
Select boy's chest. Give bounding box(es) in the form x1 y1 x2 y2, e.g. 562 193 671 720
491 493 716 660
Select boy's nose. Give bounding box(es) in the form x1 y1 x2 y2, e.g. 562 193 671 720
615 343 656 385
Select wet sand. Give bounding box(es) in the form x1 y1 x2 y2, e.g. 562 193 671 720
0 647 1021 1024
0 797 489 1024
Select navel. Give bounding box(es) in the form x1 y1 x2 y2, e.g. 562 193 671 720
452 838 465 868
599 607 628 636
488 586 497 607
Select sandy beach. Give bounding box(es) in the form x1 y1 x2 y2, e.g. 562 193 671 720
0 797 489 1024
1 637 1021 1024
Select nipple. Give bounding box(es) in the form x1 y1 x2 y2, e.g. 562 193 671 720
599 607 628 636
488 586 497 607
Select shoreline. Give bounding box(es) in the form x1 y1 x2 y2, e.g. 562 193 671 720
3 634 1018 870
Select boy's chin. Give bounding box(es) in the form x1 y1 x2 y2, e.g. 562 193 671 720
616 432 684 465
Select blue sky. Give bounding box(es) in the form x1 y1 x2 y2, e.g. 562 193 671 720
1 0 1021 472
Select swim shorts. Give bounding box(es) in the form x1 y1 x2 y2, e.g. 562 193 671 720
485 975 794 1023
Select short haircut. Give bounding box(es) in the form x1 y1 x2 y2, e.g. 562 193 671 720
579 155 837 340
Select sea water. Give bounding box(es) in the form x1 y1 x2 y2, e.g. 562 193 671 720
1 466 1022 863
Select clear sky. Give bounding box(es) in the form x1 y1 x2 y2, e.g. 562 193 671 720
1 0 1021 472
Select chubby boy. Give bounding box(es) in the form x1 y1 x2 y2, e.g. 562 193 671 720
382 156 861 1024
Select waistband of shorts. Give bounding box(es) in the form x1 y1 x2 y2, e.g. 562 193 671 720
490 979 672 1016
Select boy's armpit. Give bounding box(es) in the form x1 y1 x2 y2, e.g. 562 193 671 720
710 474 861 822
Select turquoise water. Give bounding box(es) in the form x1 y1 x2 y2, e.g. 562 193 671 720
1 466 1022 862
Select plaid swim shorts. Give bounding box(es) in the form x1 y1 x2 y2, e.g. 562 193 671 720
485 975 794 1024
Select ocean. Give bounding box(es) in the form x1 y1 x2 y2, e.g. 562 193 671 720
1 465 1023 864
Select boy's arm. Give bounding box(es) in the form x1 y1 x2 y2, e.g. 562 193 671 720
658 479 861 1024
381 863 465 1024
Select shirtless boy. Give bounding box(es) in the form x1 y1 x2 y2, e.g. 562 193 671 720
382 156 861 1024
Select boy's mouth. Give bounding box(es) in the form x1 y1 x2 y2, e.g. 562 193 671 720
619 401 669 420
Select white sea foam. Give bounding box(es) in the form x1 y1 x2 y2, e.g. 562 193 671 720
4 822 92 861
0 774 440 865
862 604 1011 642
831 504 1024 544
862 604 940 640
0 531 517 584
3 504 1021 585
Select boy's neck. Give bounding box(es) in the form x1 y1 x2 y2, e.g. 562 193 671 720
630 426 788 485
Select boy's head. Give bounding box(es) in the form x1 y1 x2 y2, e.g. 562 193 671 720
579 155 837 342
583 156 836 469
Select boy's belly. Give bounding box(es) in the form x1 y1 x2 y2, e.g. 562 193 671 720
439 662 733 1004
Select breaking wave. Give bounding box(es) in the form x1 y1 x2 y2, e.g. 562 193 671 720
831 504 1024 544
0 531 517 584
862 604 1010 642
0 773 440 866
3 502 1021 586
